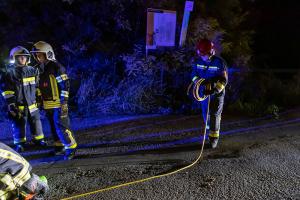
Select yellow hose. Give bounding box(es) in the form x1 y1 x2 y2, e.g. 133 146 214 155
193 78 208 102
61 98 211 200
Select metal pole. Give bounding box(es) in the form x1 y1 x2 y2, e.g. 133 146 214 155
179 1 194 46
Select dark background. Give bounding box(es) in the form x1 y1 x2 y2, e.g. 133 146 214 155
0 0 299 117
251 0 300 75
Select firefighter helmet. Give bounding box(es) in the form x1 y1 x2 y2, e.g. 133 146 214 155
31 41 56 61
9 46 31 64
196 39 214 55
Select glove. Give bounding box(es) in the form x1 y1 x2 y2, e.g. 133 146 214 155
8 103 20 118
36 95 43 109
203 80 216 96
202 79 211 85
60 103 68 118
21 173 49 196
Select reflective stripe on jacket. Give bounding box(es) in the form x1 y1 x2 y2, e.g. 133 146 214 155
191 55 228 94
0 142 32 198
1 65 39 114
37 60 70 109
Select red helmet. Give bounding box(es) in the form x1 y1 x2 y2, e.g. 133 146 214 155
196 39 214 55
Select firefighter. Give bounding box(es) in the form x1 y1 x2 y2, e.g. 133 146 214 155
0 46 46 152
31 41 77 160
0 141 48 200
190 39 228 148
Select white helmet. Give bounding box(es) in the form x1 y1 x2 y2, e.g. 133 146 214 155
9 46 31 64
31 41 56 61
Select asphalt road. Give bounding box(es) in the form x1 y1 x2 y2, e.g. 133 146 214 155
29 110 300 200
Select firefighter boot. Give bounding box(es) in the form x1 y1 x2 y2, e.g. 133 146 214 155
33 139 48 147
51 140 65 156
53 146 65 156
64 148 76 160
209 137 219 149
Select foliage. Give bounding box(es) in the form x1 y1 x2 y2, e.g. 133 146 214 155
80 46 192 114
0 0 296 117
227 70 300 116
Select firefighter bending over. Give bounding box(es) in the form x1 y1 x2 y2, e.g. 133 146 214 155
0 141 48 200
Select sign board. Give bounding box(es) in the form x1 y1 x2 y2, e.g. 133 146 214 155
146 9 177 50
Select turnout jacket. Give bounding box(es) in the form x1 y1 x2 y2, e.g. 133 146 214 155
191 55 228 94
1 64 39 114
0 142 31 198
37 60 70 109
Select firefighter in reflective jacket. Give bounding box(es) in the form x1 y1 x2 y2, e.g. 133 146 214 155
190 39 228 148
0 142 48 200
0 46 46 152
31 41 77 160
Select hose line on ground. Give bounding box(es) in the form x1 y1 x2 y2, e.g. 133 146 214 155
61 97 211 200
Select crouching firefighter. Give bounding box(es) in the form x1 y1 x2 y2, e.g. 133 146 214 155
0 141 49 200
0 46 46 152
31 41 77 160
188 39 228 149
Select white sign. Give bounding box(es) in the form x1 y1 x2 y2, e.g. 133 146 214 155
146 9 177 49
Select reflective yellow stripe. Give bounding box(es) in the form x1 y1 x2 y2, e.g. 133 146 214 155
14 167 31 188
28 103 38 113
196 64 207 69
18 104 38 113
208 66 218 70
215 81 225 92
61 90 69 97
43 100 61 109
1 91 15 96
49 75 59 100
0 149 31 189
192 76 199 82
1 91 15 99
0 174 15 191
28 104 36 110
0 190 10 199
61 74 68 81
18 106 25 111
14 138 26 144
23 77 36 86
64 129 77 149
193 78 208 102
22 77 35 83
36 88 41 96
56 76 63 83
209 131 219 138
56 74 69 83
66 143 77 149
34 135 44 140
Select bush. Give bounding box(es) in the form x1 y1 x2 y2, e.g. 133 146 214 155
94 47 164 114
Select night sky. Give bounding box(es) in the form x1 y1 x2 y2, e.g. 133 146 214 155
251 0 300 72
